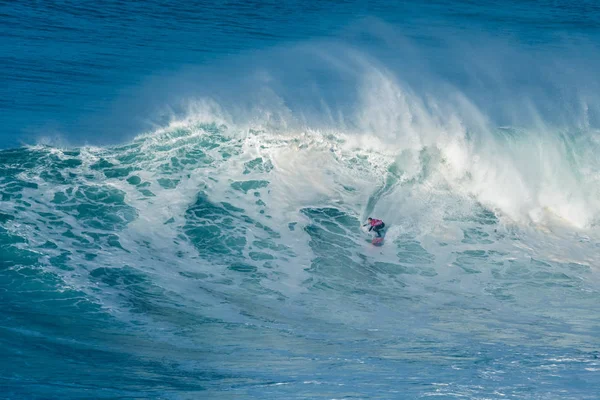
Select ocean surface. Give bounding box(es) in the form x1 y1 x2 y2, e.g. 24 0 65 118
2 1 600 399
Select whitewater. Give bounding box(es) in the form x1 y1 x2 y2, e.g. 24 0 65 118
2 2 600 399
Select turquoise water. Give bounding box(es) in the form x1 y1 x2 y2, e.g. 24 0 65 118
2 1 600 399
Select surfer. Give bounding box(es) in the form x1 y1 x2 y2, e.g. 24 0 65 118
363 217 385 237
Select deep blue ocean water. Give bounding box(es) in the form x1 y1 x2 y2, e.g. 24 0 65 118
2 1 600 399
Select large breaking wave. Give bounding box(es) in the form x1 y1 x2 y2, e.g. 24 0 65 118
2 28 600 398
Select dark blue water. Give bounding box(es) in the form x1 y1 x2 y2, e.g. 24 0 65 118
3 0 600 148
2 1 600 399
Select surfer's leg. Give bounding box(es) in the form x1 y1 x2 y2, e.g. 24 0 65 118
375 223 385 237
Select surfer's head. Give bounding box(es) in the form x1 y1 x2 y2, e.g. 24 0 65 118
367 217 372 221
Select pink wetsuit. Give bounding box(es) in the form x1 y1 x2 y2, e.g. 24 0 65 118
369 219 383 227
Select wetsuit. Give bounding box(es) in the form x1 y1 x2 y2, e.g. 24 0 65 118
368 219 385 237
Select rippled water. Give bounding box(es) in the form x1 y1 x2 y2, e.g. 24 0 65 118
2 1 600 399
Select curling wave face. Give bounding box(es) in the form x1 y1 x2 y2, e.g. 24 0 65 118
2 86 600 396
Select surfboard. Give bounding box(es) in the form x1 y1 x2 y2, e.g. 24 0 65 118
362 222 386 246
371 237 384 246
